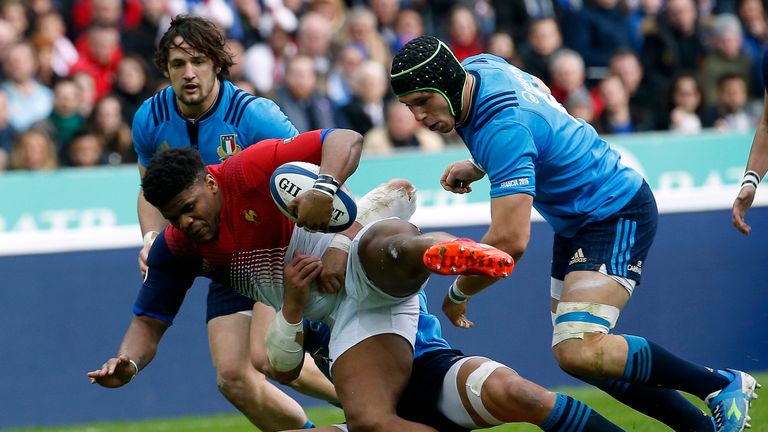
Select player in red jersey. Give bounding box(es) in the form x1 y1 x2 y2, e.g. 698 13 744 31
89 128 514 431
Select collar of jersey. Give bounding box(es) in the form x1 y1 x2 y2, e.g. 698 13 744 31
172 80 227 123
456 70 481 130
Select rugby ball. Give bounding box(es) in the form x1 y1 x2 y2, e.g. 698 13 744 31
269 161 357 233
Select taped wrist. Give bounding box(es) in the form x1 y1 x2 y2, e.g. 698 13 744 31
329 233 352 253
447 279 470 304
266 309 305 372
312 174 340 198
741 170 760 190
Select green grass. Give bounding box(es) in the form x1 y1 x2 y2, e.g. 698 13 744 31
6 372 766 432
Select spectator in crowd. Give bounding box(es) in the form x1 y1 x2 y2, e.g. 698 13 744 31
31 78 85 158
343 6 392 68
486 31 523 67
362 100 445 155
609 49 658 128
1 41 54 131
518 17 563 84
628 0 664 51
663 72 715 133
307 0 347 35
295 12 334 92
565 87 596 125
710 73 760 132
112 54 153 123
274 55 339 133
30 11 79 81
699 13 754 105
563 0 632 73
0 0 29 40
71 71 97 117
595 74 655 135
71 0 138 37
0 89 14 169
446 5 484 61
370 0 400 52
70 24 123 100
121 0 172 81
327 42 366 108
88 94 134 164
339 60 391 135
738 0 768 95
491 0 562 42
66 129 105 167
549 48 603 118
641 0 707 94
391 7 425 54
242 19 297 97
10 129 58 170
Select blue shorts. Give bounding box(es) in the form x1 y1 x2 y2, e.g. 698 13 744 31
551 181 658 284
205 281 256 322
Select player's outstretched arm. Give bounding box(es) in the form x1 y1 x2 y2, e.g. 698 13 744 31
137 163 169 277
87 315 169 387
732 93 768 234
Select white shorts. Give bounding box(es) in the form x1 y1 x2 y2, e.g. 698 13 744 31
328 220 420 363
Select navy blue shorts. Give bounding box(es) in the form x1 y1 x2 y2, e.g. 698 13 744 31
551 181 658 284
205 281 256 322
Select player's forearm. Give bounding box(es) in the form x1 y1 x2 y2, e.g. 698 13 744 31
288 354 339 404
138 190 168 235
117 315 168 372
746 115 768 179
318 129 362 185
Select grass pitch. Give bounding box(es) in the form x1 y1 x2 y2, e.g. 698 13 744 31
6 372 766 432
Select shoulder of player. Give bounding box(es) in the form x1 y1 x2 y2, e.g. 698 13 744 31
135 86 174 129
217 81 278 127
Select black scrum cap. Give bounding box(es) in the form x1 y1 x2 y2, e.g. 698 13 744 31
390 36 467 119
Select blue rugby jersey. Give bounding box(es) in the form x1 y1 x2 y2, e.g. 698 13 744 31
133 80 298 166
457 55 644 237
414 290 452 358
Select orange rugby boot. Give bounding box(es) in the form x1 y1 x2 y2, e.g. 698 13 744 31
422 238 514 278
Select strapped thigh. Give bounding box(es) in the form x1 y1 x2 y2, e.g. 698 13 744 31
438 357 508 428
552 301 620 347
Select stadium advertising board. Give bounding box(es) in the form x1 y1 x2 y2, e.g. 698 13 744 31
0 130 764 255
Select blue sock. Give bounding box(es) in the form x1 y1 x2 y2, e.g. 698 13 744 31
302 420 315 429
589 378 716 431
539 393 623 431
622 335 729 400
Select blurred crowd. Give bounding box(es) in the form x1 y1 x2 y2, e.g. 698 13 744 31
1 0 766 172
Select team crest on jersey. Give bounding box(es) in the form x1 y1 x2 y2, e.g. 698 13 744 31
243 209 260 224
217 134 242 160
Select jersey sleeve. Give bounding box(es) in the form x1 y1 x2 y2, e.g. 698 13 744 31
473 121 537 199
132 101 156 167
133 231 199 325
235 129 325 186
242 97 300 144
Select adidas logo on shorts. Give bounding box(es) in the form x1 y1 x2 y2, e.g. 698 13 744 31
569 248 587 265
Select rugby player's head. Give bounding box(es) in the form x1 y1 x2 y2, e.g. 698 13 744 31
390 35 468 133
143 148 222 243
155 14 233 82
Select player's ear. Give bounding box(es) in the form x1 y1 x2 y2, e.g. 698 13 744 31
205 174 218 192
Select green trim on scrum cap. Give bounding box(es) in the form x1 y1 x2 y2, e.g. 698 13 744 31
391 36 467 119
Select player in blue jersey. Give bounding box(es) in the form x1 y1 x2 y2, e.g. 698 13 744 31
390 36 760 432
127 15 336 430
732 49 768 235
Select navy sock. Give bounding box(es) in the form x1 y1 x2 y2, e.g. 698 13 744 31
622 335 729 399
539 393 623 431
589 378 716 432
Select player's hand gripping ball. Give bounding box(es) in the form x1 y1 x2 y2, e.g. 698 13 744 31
270 162 357 233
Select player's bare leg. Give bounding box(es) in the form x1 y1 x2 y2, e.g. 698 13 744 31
331 334 437 432
208 312 311 431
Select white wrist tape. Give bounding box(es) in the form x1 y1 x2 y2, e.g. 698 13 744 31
128 359 139 381
328 234 352 253
266 309 304 372
143 231 159 247
741 170 761 190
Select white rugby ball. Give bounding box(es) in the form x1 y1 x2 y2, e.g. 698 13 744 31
270 161 357 233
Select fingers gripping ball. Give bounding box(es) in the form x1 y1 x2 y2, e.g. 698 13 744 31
269 162 357 232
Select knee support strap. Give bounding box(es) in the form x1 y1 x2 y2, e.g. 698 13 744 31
552 302 620 347
266 309 304 372
465 360 506 426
